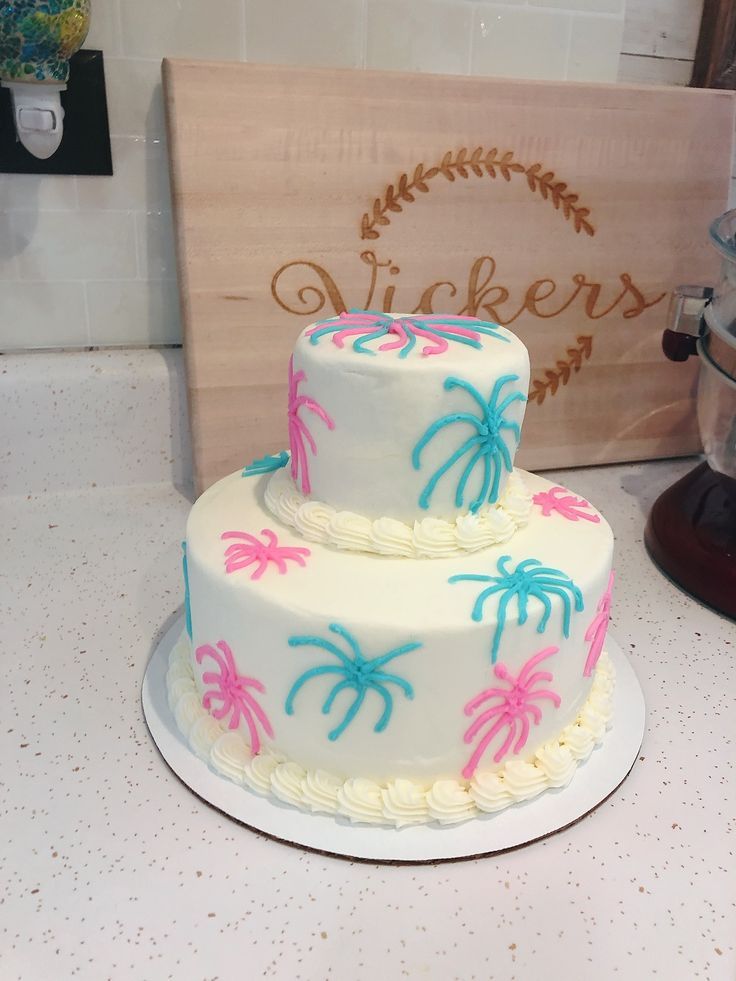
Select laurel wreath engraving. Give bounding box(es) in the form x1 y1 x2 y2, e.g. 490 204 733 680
528 335 593 405
361 147 595 241
357 149 599 406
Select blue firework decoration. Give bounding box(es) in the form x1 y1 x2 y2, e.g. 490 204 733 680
449 555 584 663
412 374 526 511
305 310 508 358
285 623 421 741
181 541 192 639
242 450 289 477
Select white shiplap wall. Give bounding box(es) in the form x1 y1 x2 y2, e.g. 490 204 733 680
618 0 703 85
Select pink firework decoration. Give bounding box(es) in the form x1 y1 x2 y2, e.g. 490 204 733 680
583 570 615 677
461 646 561 779
305 311 506 358
287 355 335 494
196 640 274 754
222 528 310 579
533 485 601 523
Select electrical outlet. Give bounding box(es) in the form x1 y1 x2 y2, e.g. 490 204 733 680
0 49 113 176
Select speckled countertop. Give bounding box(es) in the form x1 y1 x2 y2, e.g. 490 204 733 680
2 351 734 981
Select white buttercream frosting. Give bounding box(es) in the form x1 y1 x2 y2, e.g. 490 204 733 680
167 634 616 827
301 769 343 814
425 780 477 825
167 674 196 704
534 743 577 788
560 723 596 761
166 658 192 684
501 761 548 801
173 690 204 735
242 751 281 795
381 779 430 827
271 761 307 807
188 713 225 761
469 771 514 813
167 638 197 712
210 731 251 784
337 778 386 824
265 466 533 559
292 320 530 524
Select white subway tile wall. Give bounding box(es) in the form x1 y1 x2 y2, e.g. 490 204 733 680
0 0 715 351
366 0 473 75
0 282 89 349
119 0 245 62
245 0 364 68
102 57 167 137
569 14 625 81
86 279 181 345
79 0 121 56
470 6 572 80
11 209 138 281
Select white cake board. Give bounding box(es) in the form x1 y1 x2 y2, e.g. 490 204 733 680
142 617 645 864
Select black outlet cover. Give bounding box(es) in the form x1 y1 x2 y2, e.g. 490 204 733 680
0 49 113 176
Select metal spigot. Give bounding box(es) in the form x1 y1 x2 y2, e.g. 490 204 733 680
662 285 713 361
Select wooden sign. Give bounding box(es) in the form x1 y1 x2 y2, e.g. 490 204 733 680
163 60 735 494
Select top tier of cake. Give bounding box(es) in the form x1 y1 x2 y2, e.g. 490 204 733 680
287 312 530 525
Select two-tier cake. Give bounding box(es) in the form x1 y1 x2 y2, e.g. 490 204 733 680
167 312 615 827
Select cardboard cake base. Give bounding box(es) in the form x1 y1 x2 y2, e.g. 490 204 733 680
142 617 645 864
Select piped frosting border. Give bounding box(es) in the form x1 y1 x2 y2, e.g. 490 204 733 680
264 466 533 559
167 632 615 828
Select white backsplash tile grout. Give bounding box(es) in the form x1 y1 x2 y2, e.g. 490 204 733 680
241 0 249 60
528 4 623 14
59 174 81 212
81 280 93 345
114 0 124 45
465 9 473 74
134 210 147 281
6 275 146 284
563 10 573 79
239 0 247 61
360 0 367 69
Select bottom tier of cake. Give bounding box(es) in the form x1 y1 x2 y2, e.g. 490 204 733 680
167 631 615 827
184 468 615 794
